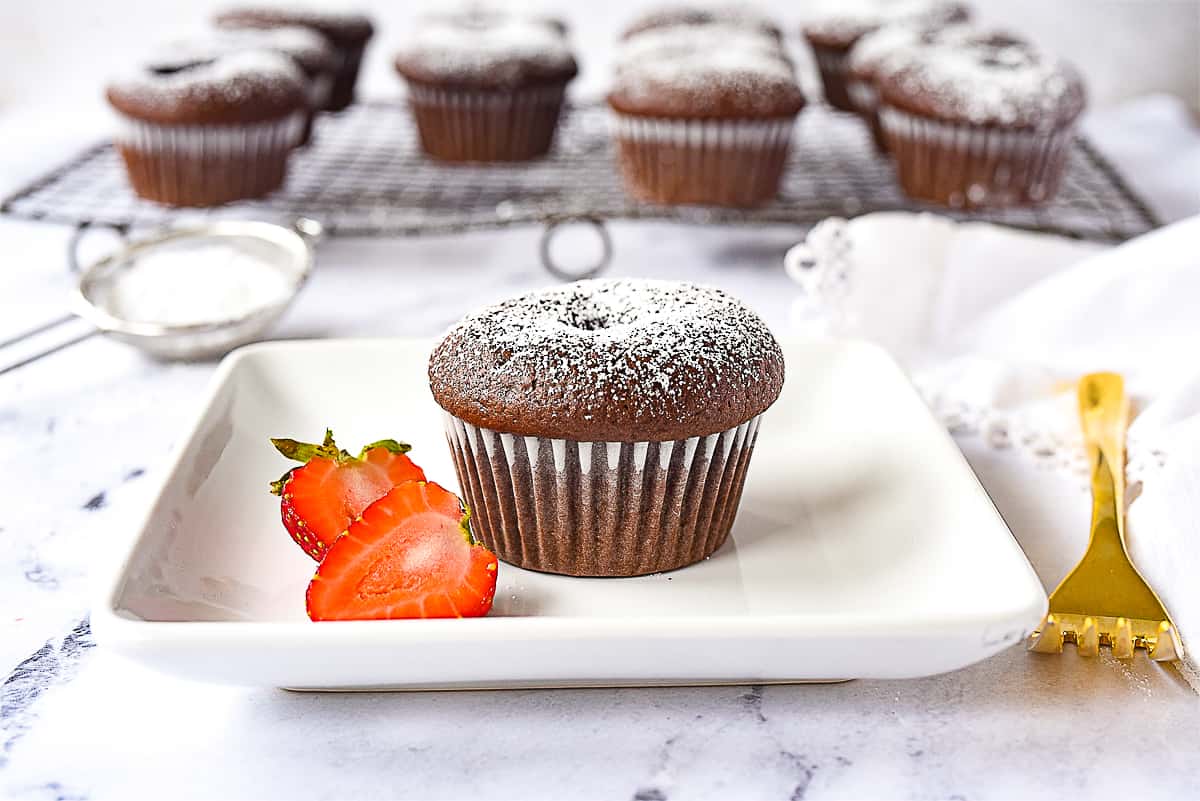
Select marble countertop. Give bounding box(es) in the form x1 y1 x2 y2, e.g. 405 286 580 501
2 96 1200 800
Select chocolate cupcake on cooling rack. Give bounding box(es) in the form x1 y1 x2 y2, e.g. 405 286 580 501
156 28 336 145
215 7 375 111
393 13 579 162
609 22 804 207
801 0 969 111
621 5 783 41
429 279 785 578
877 33 1086 207
846 22 975 151
106 50 308 207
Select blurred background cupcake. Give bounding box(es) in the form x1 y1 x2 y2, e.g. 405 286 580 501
608 15 804 207
214 7 375 111
106 50 308 206
844 21 976 151
154 28 337 146
801 0 969 111
877 32 1086 207
393 12 578 162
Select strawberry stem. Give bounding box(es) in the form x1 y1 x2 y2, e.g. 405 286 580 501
269 430 416 495
271 428 348 463
459 504 476 545
359 439 412 457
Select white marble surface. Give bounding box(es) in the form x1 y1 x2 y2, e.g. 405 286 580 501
2 87 1200 801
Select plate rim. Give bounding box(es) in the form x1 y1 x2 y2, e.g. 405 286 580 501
92 338 1047 661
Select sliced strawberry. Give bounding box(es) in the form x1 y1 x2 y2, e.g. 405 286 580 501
269 429 426 561
306 481 498 621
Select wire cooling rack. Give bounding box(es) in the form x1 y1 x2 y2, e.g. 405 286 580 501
0 100 1160 268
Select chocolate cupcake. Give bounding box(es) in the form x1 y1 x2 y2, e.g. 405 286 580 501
215 7 374 111
106 51 308 207
877 34 1086 207
394 14 578 162
621 5 784 41
609 24 804 207
154 28 336 145
429 279 785 578
801 0 969 111
846 22 974 151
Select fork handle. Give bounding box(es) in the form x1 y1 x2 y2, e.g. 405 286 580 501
1078 372 1128 536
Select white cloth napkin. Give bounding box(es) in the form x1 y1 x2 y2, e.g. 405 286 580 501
788 212 1200 689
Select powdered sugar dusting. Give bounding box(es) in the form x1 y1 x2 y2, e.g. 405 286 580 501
149 28 335 74
618 23 785 66
612 24 801 115
215 6 374 41
848 21 975 79
110 49 307 115
428 279 784 441
622 5 782 38
886 35 1087 126
803 0 969 45
394 14 576 84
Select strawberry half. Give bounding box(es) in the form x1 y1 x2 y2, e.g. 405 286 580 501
269 429 426 561
306 481 498 621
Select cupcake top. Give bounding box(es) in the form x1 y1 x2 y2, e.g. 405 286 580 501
802 0 970 48
617 22 788 66
151 27 337 78
214 6 375 45
877 34 1086 127
429 279 785 441
609 25 804 118
106 49 309 125
621 5 783 41
847 21 978 81
393 14 579 90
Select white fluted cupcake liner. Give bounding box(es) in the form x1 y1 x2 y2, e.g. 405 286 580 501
113 112 305 154
610 113 796 208
443 413 763 577
404 82 569 162
879 105 1075 208
112 112 305 206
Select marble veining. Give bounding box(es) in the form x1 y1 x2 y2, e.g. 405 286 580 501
1 619 94 770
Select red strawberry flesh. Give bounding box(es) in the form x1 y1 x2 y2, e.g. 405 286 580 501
306 481 498 621
271 430 425 561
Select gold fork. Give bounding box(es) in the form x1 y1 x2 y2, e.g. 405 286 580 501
1028 372 1183 661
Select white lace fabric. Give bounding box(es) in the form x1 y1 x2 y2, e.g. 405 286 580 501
788 210 1200 689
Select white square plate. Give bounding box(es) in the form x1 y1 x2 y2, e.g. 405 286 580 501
95 339 1046 689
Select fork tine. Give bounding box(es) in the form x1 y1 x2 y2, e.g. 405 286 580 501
1029 614 1064 654
1151 622 1182 662
1029 375 1184 665
1111 618 1135 658
1076 617 1101 657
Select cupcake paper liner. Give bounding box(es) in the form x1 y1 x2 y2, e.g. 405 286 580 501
810 43 856 112
444 413 763 577
611 114 796 208
879 105 1074 208
405 82 569 162
846 78 888 153
325 43 367 111
113 112 304 207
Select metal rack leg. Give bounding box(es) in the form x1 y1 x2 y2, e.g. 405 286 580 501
539 217 613 282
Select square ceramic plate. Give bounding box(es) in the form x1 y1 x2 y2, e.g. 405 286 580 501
95 339 1046 689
